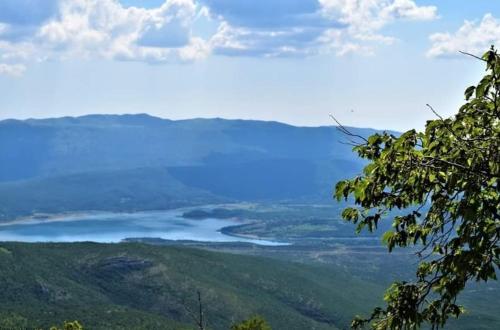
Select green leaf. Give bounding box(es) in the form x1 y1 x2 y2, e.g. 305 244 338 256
333 46 500 330
464 86 475 100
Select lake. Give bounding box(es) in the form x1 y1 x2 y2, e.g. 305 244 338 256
0 209 285 246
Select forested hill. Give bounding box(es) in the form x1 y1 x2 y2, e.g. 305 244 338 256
0 115 383 220
0 242 384 330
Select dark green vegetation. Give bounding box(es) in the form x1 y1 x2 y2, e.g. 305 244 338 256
1 73 498 329
0 242 383 330
335 47 500 329
50 320 83 330
207 204 390 241
0 168 223 220
231 316 271 330
129 235 500 330
180 204 399 245
182 208 242 220
0 115 375 220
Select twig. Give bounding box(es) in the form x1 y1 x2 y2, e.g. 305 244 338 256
426 104 445 121
329 113 369 143
459 51 486 62
181 290 206 330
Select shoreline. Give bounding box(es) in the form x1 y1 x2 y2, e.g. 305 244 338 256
0 206 289 246
0 204 229 226
0 209 182 227
0 211 110 227
218 222 291 245
0 202 258 226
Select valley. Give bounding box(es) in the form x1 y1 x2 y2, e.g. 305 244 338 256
0 115 498 329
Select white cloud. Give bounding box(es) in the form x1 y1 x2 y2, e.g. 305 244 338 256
427 13 500 58
381 0 438 21
319 0 437 49
0 39 37 62
0 0 439 75
0 0 210 76
37 0 206 62
210 21 323 57
0 63 26 77
319 0 437 25
209 0 438 57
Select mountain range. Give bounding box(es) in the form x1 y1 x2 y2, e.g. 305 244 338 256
0 114 381 220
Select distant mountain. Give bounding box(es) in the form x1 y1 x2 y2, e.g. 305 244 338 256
0 114 385 220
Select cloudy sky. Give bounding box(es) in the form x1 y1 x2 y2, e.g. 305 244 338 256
0 0 499 130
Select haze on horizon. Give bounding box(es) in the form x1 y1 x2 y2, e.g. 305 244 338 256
0 0 499 131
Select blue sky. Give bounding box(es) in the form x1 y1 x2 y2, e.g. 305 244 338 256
0 0 499 130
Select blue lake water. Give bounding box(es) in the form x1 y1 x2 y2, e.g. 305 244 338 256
0 209 285 246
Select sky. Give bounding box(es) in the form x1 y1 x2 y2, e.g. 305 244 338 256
0 0 499 131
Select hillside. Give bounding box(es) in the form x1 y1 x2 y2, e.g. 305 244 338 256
0 114 372 181
0 167 225 220
0 115 378 220
0 242 382 330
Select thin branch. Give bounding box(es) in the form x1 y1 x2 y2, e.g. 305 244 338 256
459 51 486 62
197 291 205 330
338 140 362 147
425 104 490 148
329 113 369 143
181 291 206 330
426 104 445 121
423 155 496 179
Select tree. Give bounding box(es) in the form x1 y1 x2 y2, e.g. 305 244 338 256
182 290 207 330
231 315 272 330
334 46 500 329
49 321 83 330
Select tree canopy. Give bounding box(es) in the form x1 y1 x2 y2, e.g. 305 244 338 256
335 46 500 329
231 316 272 330
49 320 83 330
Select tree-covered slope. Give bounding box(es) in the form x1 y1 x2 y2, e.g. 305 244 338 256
0 167 226 221
0 115 378 218
0 242 382 330
0 115 374 182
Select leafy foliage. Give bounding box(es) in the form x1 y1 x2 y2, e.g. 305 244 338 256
335 47 500 329
231 315 272 330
